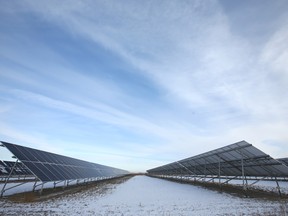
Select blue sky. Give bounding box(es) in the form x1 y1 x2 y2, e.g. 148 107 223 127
0 0 288 172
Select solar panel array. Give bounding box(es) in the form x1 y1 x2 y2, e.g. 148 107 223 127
0 161 9 175
147 141 288 178
278 158 288 166
1 141 129 182
0 161 32 176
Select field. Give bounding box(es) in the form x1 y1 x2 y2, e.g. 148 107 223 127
0 175 287 215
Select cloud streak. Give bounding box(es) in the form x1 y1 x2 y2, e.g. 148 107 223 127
20 0 288 118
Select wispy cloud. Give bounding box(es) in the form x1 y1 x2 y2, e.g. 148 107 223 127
19 0 288 118
261 22 288 84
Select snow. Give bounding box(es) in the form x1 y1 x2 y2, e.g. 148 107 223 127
0 178 101 196
163 175 288 195
1 175 287 215
0 180 70 196
230 179 288 194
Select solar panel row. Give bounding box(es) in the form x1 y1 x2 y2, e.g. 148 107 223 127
147 141 288 178
1 141 129 182
0 161 9 175
278 158 288 166
0 161 32 176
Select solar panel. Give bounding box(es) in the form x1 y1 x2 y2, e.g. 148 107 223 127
278 158 288 166
147 141 288 178
3 161 32 176
0 161 9 175
1 141 129 182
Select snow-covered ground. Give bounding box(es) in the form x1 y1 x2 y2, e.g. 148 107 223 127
161 175 288 195
1 175 287 215
0 178 101 196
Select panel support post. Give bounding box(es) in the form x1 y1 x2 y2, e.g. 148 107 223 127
204 160 206 182
32 179 38 192
0 159 18 197
40 182 45 195
241 154 246 191
275 177 282 197
218 159 221 186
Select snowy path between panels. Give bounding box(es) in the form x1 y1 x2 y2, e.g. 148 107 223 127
0 175 288 216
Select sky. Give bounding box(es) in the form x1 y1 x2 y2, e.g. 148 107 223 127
0 0 288 172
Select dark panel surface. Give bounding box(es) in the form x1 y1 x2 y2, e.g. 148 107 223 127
1 141 129 182
147 141 288 178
